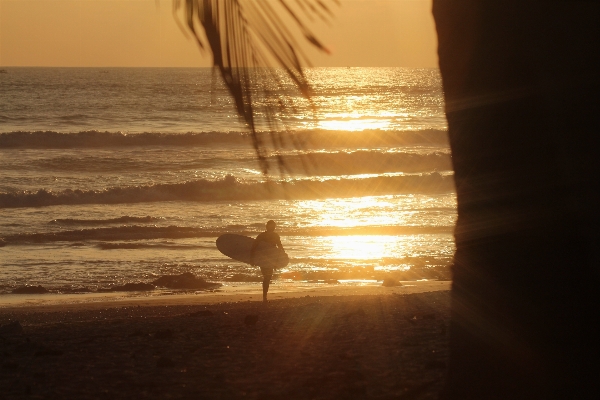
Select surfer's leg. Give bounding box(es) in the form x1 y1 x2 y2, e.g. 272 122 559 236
260 267 273 302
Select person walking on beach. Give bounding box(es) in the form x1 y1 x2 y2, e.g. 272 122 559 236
251 220 285 302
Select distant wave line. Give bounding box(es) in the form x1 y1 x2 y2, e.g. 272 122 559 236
17 150 452 176
50 216 165 225
0 129 449 149
96 242 212 250
0 173 455 208
47 212 454 228
276 151 451 175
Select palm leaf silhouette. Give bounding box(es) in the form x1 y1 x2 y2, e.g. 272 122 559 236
174 0 336 174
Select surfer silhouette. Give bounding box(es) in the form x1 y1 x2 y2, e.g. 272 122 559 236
251 220 285 302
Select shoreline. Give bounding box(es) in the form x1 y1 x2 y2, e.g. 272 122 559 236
0 280 450 312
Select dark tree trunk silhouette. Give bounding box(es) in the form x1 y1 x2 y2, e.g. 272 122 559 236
433 2 600 398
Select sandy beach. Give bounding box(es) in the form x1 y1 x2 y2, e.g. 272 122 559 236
0 282 450 399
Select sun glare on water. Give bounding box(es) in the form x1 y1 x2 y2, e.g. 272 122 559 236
296 196 415 228
294 196 422 260
288 194 455 268
323 235 401 260
317 118 391 131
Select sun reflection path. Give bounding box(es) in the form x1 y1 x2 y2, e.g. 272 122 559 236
305 234 454 264
289 195 457 270
324 235 402 260
295 195 449 229
294 67 447 132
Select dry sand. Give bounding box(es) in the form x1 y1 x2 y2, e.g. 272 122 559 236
0 282 450 399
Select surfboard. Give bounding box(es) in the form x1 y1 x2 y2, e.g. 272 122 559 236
216 233 289 269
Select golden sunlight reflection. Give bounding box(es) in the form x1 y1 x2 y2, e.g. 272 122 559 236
289 195 457 271
317 119 391 131
304 197 400 227
294 195 455 229
324 235 401 260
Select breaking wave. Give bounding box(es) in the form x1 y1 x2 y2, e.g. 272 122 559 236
16 150 451 177
276 150 451 175
0 173 455 208
96 242 211 250
50 216 164 225
0 129 449 149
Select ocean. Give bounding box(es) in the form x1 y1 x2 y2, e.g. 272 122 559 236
0 67 455 296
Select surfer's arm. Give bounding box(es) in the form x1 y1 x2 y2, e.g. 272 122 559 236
276 236 285 252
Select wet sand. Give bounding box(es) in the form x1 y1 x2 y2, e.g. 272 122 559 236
0 283 450 399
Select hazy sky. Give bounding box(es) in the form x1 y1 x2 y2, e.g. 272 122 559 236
0 0 438 68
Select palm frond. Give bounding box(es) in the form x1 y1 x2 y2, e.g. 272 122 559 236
174 0 336 174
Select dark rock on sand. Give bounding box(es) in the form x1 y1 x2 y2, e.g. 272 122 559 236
152 272 221 289
12 285 49 294
59 286 94 294
244 315 259 326
382 278 402 287
110 282 155 292
0 321 24 335
223 273 262 283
